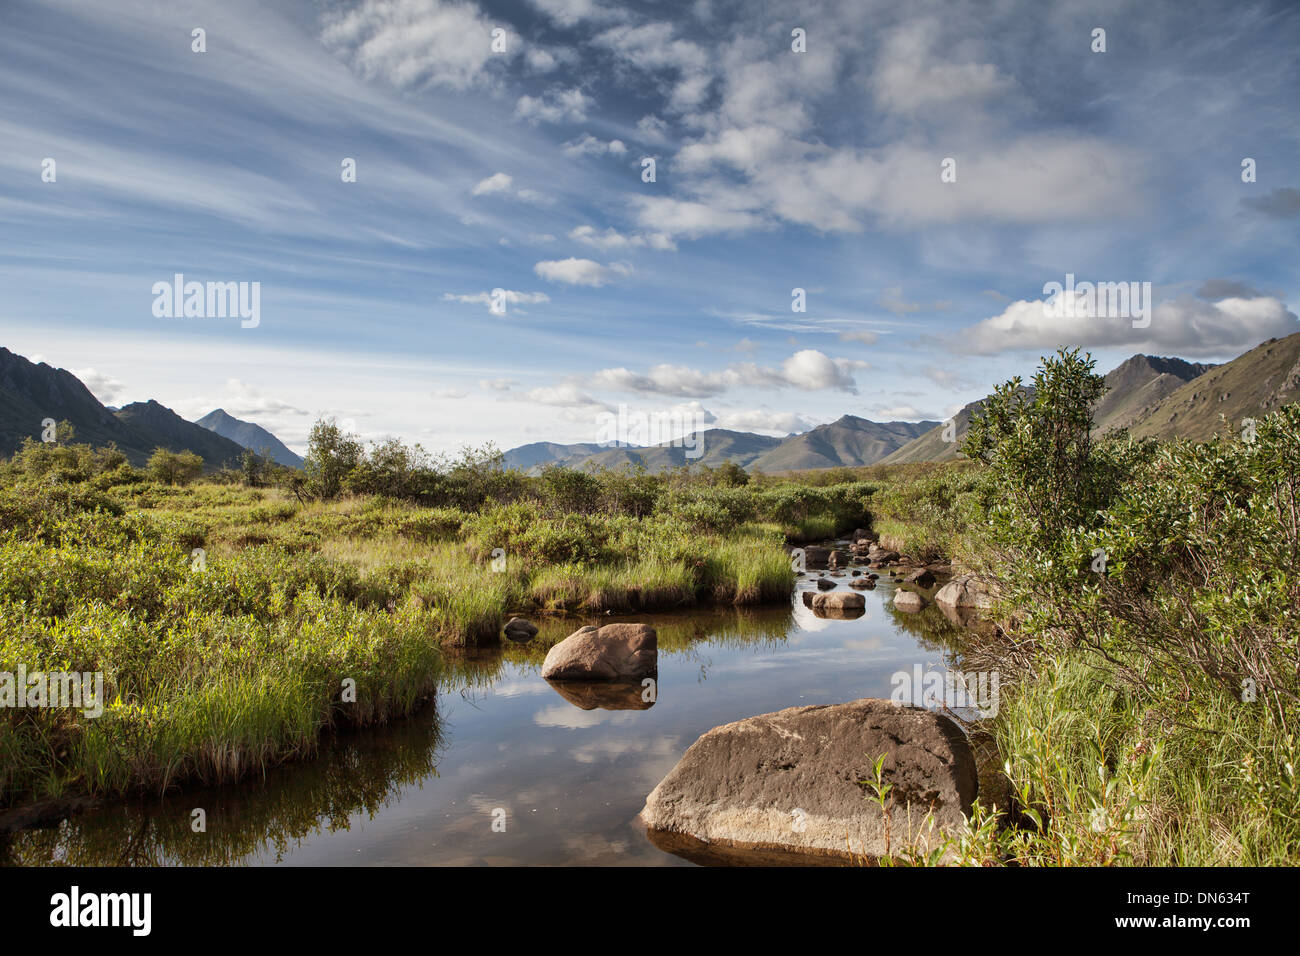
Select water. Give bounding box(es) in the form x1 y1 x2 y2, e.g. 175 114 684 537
2 567 977 867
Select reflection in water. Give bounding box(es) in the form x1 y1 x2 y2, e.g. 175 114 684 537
548 681 655 711
1 712 443 867
3 565 982 867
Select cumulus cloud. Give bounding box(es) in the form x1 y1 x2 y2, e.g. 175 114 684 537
525 384 609 409
71 367 127 405
470 172 551 204
569 224 674 251
471 172 513 196
562 134 627 157
961 294 1299 358
870 18 1014 114
715 409 814 434
589 349 864 397
321 0 514 90
534 257 631 286
875 404 941 421
515 88 590 123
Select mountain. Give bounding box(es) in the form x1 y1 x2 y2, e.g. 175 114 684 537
197 408 303 467
112 401 247 468
881 352 1217 465
748 416 936 471
1128 332 1300 441
0 347 245 470
501 417 934 474
1 346 152 460
878 397 994 465
502 441 633 471
1092 355 1215 433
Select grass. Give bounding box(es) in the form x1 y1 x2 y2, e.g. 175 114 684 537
0 467 870 809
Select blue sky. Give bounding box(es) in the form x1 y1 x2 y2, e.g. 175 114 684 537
1 0 1298 455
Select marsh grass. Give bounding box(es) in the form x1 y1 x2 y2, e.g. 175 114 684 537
0 467 863 807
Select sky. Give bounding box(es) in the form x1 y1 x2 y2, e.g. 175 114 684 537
1 0 1298 456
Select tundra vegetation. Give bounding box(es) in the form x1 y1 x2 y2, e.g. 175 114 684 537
2 351 1296 867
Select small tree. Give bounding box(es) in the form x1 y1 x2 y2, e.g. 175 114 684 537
147 448 204 485
304 418 363 500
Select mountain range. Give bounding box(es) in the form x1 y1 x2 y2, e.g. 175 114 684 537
1 347 284 470
4 332 1300 474
197 408 304 468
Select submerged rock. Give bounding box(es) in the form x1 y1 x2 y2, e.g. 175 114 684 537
503 617 539 643
541 624 657 682
905 568 936 589
815 578 836 591
640 698 978 863
893 589 927 612
801 546 830 569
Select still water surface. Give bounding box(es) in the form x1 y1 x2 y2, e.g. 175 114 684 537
4 570 973 866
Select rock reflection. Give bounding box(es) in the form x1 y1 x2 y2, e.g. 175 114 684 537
549 680 655 711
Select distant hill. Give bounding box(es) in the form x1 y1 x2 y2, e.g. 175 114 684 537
197 408 303 467
748 416 936 471
878 397 997 465
112 400 247 468
1093 355 1215 433
0 347 247 470
502 417 933 474
1128 332 1300 441
881 352 1217 465
502 441 634 471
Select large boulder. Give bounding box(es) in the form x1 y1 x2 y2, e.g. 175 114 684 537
934 573 996 609
828 549 850 569
893 589 927 612
801 546 830 569
904 568 936 589
640 699 978 863
811 591 865 611
541 624 657 682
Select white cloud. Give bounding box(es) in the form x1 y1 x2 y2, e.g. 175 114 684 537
875 404 940 421
962 294 1299 358
562 134 627 157
632 196 766 238
470 172 551 204
442 290 550 312
525 384 609 409
589 349 864 397
515 88 590 124
569 224 674 251
533 257 631 286
870 19 1014 114
321 0 514 90
715 409 813 433
71 367 128 405
527 0 619 27
471 172 513 196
